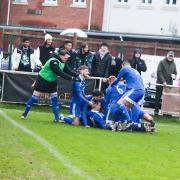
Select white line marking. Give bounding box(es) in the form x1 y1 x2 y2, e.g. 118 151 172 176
0 110 93 180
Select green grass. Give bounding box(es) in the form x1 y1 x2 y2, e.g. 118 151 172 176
0 104 180 180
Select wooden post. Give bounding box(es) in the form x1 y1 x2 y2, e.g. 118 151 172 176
72 33 77 49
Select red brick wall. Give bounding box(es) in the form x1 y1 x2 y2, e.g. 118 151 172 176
91 0 105 30
0 0 8 24
0 0 104 30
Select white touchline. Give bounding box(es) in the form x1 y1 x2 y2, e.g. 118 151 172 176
0 110 93 180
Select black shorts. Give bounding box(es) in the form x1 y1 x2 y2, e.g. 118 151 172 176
34 75 57 93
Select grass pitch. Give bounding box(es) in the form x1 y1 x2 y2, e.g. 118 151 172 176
0 104 180 180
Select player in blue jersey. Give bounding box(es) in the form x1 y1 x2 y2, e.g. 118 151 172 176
81 90 108 127
62 65 93 127
111 62 145 124
105 75 155 132
87 99 107 129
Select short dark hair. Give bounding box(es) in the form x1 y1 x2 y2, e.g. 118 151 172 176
22 38 30 42
92 99 101 105
100 42 109 48
78 65 88 71
92 90 103 97
64 40 72 45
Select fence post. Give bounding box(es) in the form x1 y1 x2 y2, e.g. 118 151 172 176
8 34 14 70
118 44 124 61
73 33 77 49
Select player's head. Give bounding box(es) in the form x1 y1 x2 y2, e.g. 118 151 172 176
92 90 103 100
79 65 89 78
91 99 102 111
58 50 70 62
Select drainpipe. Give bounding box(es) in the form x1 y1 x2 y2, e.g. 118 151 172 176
119 35 124 61
106 0 111 31
88 0 93 31
7 0 11 25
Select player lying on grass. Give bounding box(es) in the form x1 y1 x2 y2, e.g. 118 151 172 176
21 50 78 122
87 99 108 129
81 90 108 127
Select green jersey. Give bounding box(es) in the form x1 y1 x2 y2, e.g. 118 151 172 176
39 57 65 82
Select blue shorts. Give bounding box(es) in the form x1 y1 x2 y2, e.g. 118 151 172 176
123 89 144 104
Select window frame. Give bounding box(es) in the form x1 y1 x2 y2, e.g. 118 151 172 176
165 0 177 5
42 0 58 7
70 0 87 8
12 0 28 5
142 0 152 4
117 0 129 3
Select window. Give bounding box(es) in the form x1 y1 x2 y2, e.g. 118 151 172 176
71 0 87 8
118 0 128 2
142 0 152 4
166 0 176 5
42 0 58 6
73 0 86 5
14 0 27 2
13 0 28 4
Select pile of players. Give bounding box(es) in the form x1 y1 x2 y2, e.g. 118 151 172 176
61 63 156 133
21 49 155 132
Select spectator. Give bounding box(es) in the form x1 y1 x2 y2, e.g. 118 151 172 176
36 34 55 66
154 51 177 115
91 42 112 78
75 42 93 73
58 40 77 71
128 49 147 75
109 57 123 76
12 38 42 72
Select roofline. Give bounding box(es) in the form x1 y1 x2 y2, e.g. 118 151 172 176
0 24 180 41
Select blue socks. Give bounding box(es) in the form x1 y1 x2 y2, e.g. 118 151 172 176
51 95 60 121
24 95 39 115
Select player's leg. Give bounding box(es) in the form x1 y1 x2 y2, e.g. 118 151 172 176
21 90 40 119
51 92 60 122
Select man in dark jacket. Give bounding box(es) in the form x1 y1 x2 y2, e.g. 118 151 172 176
58 40 77 72
128 49 147 75
74 42 93 73
154 51 177 115
91 42 112 78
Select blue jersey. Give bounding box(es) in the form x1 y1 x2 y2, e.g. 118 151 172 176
112 66 144 90
106 82 127 105
71 75 89 104
87 110 106 129
81 95 108 126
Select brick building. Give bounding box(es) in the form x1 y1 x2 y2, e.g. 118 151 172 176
0 0 104 30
